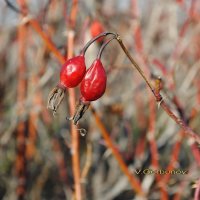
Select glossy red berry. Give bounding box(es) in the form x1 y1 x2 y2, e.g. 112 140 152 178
47 33 115 116
71 36 116 125
80 59 107 102
60 55 86 88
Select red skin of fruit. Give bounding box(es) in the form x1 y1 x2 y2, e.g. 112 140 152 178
60 55 86 88
80 59 107 102
90 20 105 42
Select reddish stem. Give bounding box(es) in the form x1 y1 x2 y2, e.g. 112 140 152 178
16 0 27 198
194 178 200 200
91 107 145 196
29 19 66 64
67 31 82 200
116 36 200 144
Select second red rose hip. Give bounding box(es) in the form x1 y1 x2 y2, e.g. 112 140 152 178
80 59 107 102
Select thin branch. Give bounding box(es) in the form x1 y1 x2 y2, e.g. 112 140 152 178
116 35 154 92
90 107 145 196
115 35 200 144
69 0 78 28
16 1 28 199
6 0 200 145
194 178 200 200
81 141 92 182
67 31 82 200
5 0 22 14
28 19 65 64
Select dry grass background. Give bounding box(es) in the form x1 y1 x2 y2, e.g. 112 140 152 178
0 0 200 200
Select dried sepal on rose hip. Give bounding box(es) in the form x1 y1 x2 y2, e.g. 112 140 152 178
72 36 116 124
70 98 90 125
47 55 86 115
47 84 66 116
47 32 116 115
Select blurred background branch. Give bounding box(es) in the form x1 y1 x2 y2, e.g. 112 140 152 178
0 0 200 200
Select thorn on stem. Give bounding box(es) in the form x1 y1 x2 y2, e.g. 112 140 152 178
152 76 163 103
157 98 163 109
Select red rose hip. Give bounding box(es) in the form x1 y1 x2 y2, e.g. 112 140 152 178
60 55 86 88
71 36 116 125
80 59 107 102
71 58 107 125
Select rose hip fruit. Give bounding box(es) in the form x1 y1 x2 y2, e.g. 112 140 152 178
47 32 117 118
72 36 116 125
80 59 107 102
71 59 107 125
60 55 86 88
